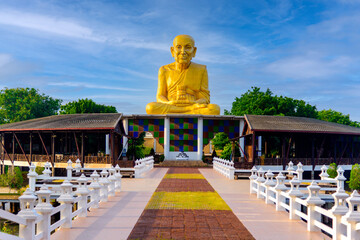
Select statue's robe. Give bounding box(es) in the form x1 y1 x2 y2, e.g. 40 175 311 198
146 62 220 115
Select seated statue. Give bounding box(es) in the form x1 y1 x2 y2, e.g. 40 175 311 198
146 35 220 115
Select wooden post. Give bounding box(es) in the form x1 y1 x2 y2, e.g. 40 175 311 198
282 137 286 170
110 131 115 165
251 132 256 164
12 132 15 172
51 133 55 176
231 141 235 162
311 138 315 180
74 132 80 159
334 140 337 165
29 132 33 164
81 132 84 167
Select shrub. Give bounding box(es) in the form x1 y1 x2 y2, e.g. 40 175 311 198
35 166 44 175
348 164 360 190
159 155 165 162
211 132 230 150
220 142 240 160
327 163 338 178
0 167 24 189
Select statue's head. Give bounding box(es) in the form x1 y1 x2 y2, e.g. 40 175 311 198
171 35 197 65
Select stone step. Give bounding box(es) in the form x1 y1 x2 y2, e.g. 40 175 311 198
157 160 209 167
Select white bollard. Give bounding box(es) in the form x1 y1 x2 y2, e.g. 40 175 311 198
75 174 90 217
66 160 73 180
27 163 38 192
35 184 53 240
18 189 38 240
89 171 101 208
342 191 360 240
99 170 110 201
288 177 303 220
331 188 349 240
57 180 75 228
114 164 122 192
274 172 287 211
305 181 325 232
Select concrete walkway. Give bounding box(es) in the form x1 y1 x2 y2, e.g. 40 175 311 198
51 168 168 240
200 169 331 240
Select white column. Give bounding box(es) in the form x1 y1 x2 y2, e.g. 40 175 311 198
105 134 110 155
197 117 203 161
240 119 245 157
258 136 262 156
164 117 170 160
122 118 128 155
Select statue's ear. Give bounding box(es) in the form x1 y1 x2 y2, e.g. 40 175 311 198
170 46 175 57
192 47 197 58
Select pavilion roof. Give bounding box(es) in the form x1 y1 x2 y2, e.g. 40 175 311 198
245 114 360 135
0 113 122 132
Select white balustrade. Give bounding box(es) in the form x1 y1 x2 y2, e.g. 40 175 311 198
212 157 235 179
134 156 155 178
249 161 360 240
0 158 129 240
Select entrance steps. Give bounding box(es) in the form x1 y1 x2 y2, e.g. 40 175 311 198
158 160 208 167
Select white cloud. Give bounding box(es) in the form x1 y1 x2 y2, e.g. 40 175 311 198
264 54 352 79
0 9 105 42
48 81 145 92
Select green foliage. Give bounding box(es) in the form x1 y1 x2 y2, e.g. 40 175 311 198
225 86 359 127
35 166 44 175
143 147 152 156
211 132 230 150
220 142 240 160
348 164 360 190
318 109 360 127
158 155 165 162
327 163 338 178
60 98 117 114
127 132 146 160
224 87 318 118
0 88 61 124
0 167 24 189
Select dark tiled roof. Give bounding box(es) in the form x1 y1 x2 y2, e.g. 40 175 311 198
245 114 360 135
0 113 122 131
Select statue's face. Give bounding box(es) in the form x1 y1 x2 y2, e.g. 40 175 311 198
171 35 197 64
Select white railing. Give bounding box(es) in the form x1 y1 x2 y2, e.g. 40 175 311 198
0 160 123 240
134 156 154 178
213 157 235 179
249 164 360 240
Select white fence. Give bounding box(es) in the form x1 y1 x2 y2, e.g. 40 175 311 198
0 156 155 240
134 156 154 178
213 157 235 179
250 164 360 240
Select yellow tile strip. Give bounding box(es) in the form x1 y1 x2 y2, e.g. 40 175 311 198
146 191 231 210
164 173 205 179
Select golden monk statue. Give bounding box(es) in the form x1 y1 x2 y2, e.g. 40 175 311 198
146 35 220 115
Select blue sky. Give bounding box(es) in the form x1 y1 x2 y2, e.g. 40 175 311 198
0 0 359 120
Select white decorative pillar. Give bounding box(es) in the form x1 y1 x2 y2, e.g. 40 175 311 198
57 180 75 228
89 171 101 208
239 119 245 157
342 191 360 240
331 188 349 240
197 117 203 161
288 177 303 220
27 163 37 192
258 136 262 156
75 174 90 217
18 189 38 240
105 134 110 155
35 184 53 240
305 181 325 231
164 117 170 160
122 118 128 155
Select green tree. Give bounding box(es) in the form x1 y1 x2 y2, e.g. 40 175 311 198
0 88 61 124
211 132 230 150
60 98 117 114
318 109 360 127
348 164 360 190
220 142 240 160
225 87 318 118
127 132 146 160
